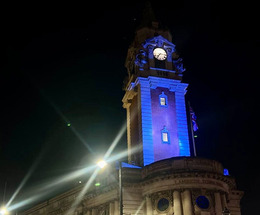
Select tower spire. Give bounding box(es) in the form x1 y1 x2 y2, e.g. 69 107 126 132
138 1 158 29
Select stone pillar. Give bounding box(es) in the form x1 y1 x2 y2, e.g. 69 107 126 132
126 106 132 163
114 200 119 215
146 195 153 214
174 190 183 215
85 211 90 215
109 202 115 214
182 190 193 215
214 192 222 215
221 193 227 209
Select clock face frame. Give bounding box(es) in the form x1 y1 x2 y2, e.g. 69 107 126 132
153 47 167 61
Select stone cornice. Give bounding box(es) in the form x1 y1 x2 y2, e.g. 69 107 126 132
141 157 224 178
141 172 236 195
84 183 118 200
133 76 188 93
122 86 138 108
142 35 176 57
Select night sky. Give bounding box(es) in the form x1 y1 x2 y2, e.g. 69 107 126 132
0 1 258 214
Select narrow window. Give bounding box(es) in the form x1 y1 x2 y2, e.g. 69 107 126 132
161 126 170 144
159 91 168 107
160 97 166 106
162 132 168 142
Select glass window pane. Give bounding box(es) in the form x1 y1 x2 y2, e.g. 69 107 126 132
157 198 169 211
162 132 168 142
160 97 166 106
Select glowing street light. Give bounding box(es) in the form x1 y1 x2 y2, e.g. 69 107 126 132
97 160 107 169
0 206 8 215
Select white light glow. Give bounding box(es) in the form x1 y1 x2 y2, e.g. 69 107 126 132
97 160 107 169
0 207 8 215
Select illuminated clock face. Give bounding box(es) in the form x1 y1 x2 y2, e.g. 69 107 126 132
153 47 167 60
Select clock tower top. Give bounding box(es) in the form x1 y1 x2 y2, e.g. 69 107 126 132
124 2 185 91
122 2 191 166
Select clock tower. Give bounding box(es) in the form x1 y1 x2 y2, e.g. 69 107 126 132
122 4 190 167
19 4 244 215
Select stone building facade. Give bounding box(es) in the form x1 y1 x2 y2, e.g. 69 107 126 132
20 157 243 215
20 3 243 215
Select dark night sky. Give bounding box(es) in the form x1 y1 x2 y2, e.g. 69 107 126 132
0 1 259 214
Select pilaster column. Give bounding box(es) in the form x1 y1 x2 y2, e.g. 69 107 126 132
173 190 183 215
146 195 153 214
126 106 132 163
114 200 119 215
175 85 190 156
221 193 227 209
221 193 230 213
182 190 193 215
109 202 115 214
214 192 222 215
137 77 154 166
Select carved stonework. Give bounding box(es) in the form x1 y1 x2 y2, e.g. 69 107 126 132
97 203 109 214
142 35 176 55
134 49 148 71
173 57 185 74
191 189 216 215
191 189 201 204
150 190 173 210
48 208 62 215
125 47 137 77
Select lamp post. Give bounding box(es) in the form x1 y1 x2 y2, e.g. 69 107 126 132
118 161 123 215
97 160 123 215
222 207 231 215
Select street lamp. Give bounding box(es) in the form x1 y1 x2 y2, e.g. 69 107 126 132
97 160 107 169
222 207 231 215
97 160 123 215
0 206 8 215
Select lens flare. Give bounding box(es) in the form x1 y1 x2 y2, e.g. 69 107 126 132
97 160 107 168
64 168 99 215
104 122 127 159
7 120 129 213
6 148 46 208
0 207 8 215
